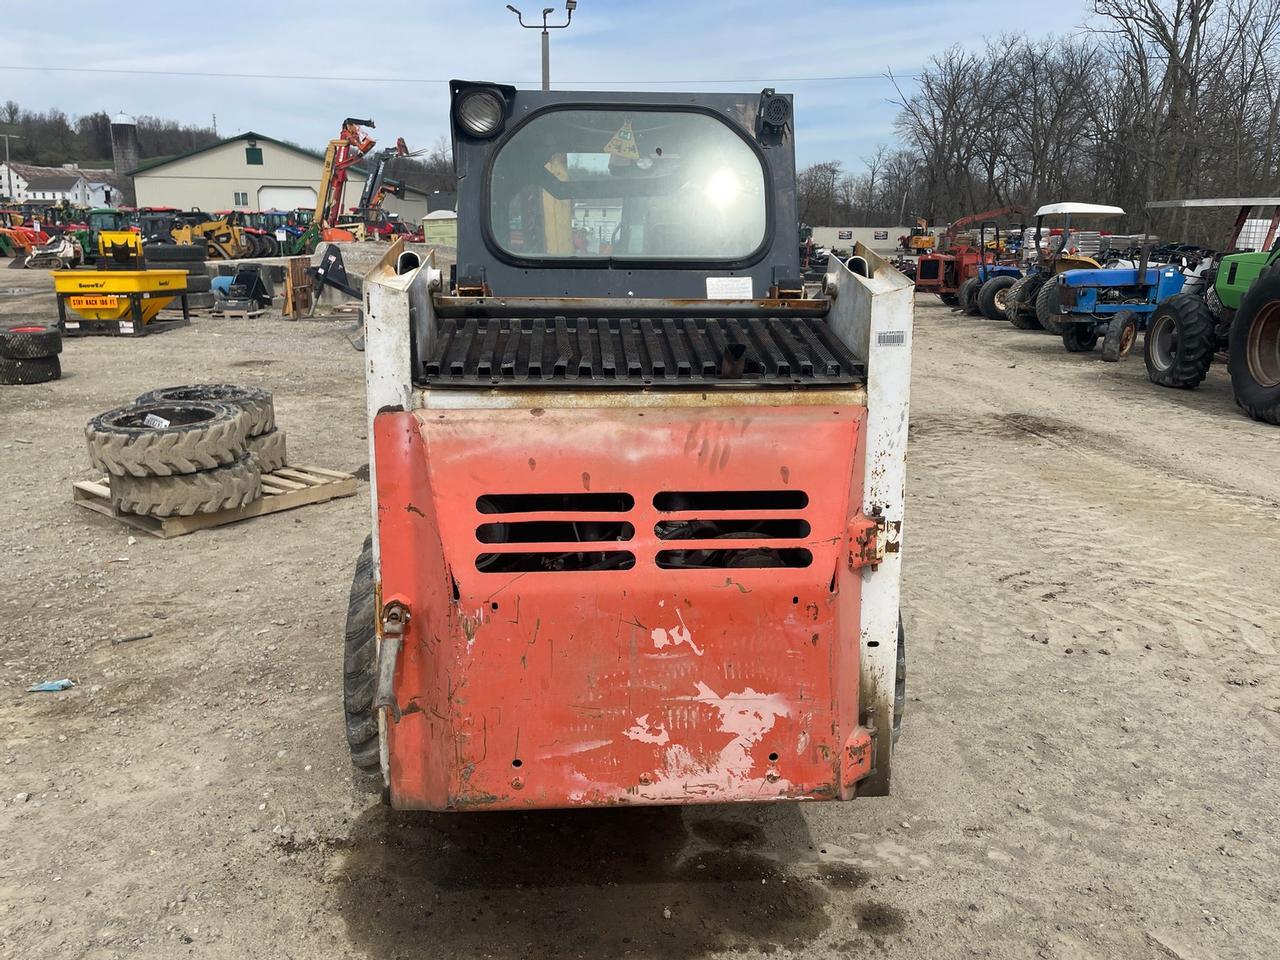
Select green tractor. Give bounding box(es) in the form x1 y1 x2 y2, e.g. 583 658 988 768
25 207 134 269
1142 198 1280 423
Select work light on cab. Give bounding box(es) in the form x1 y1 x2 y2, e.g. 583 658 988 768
455 90 505 139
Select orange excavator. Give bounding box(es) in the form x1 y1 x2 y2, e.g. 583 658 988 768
938 205 1027 251
304 118 379 249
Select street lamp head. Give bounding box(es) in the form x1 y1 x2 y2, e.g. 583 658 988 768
506 4 520 14
542 7 554 14
565 0 576 9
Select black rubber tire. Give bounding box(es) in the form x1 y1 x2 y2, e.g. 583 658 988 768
0 323 62 360
135 384 274 437
1228 266 1280 424
978 275 1017 321
248 429 287 471
185 275 212 293
186 292 216 310
893 616 906 745
345 535 383 792
956 277 979 316
1144 293 1216 389
262 236 280 258
1061 323 1100 352
143 243 206 263
938 293 960 307
1036 280 1065 335
111 453 262 517
86 400 250 477
0 355 60 385
1008 276 1045 330
1101 311 1139 362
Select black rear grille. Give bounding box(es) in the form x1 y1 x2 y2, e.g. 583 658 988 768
420 317 863 387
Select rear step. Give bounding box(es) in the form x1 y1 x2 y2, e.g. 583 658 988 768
419 316 863 387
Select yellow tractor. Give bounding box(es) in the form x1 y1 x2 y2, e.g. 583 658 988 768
170 213 251 260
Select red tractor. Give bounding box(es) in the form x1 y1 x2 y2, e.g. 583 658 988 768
913 206 1026 312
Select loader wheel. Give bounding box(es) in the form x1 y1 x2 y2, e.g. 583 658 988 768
247 429 287 471
1035 280 1065 335
1007 277 1044 330
978 275 1017 320
0 323 62 360
1061 322 1099 353
1101 311 1139 362
86 401 250 477
136 384 275 437
893 616 906 745
1228 266 1280 424
939 293 960 307
345 535 384 793
958 277 981 316
0 355 60 385
1144 294 1216 389
111 453 262 517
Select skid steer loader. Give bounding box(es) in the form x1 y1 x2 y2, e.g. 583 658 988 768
348 82 914 812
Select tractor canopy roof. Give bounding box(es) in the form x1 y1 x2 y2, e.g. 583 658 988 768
1147 198 1280 209
1034 202 1125 218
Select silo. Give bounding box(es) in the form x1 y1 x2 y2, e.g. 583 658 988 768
110 112 139 206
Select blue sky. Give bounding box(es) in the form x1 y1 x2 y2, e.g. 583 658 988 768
4 0 1091 169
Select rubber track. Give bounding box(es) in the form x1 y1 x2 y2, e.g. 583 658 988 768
111 455 261 517
86 405 250 477
344 536 383 789
248 429 287 471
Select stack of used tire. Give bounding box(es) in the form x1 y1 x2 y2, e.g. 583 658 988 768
142 243 215 311
0 321 62 385
85 385 287 518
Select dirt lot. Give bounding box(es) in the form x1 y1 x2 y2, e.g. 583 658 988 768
2 279 1278 960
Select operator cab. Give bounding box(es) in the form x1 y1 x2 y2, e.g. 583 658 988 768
449 81 799 299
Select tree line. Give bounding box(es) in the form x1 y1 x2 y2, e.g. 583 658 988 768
799 0 1280 247
1 101 219 166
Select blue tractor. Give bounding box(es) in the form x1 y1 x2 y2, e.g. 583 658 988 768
1051 258 1209 360
963 220 1025 320
1048 200 1216 360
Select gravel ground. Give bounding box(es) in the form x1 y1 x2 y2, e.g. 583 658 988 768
1 279 1278 960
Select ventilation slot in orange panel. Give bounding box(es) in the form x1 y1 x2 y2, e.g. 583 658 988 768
477 493 634 513
475 551 636 573
656 548 812 569
477 521 635 544
654 519 810 540
653 490 808 511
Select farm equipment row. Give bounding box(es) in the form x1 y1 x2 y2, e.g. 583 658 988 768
916 198 1280 424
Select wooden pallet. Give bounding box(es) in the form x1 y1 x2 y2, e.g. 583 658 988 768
72 465 357 539
214 307 267 320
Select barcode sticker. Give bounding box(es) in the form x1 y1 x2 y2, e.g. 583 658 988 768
877 330 906 346
143 414 171 429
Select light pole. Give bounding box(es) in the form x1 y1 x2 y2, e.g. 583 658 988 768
0 133 21 202
506 1 577 91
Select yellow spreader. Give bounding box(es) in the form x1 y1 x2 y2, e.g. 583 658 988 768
53 270 190 336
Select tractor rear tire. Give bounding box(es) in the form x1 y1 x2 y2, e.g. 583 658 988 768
0 355 60 385
345 535 384 793
1062 323 1100 353
86 401 250 477
978 276 1017 321
136 384 275 437
1144 294 1216 389
939 293 960 307
0 323 62 360
1007 277 1044 330
143 243 206 263
1036 280 1065 335
111 453 262 517
1228 266 1280 424
1101 311 1139 362
958 277 981 316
